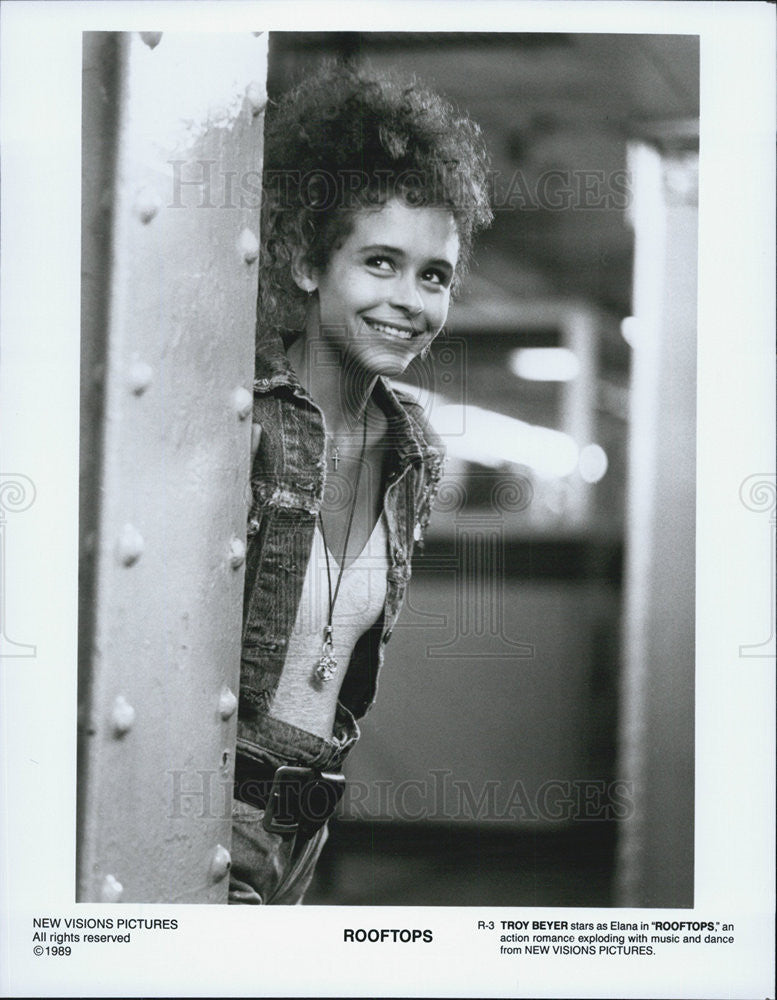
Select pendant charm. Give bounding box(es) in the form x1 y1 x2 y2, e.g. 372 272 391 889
316 627 337 682
316 650 337 682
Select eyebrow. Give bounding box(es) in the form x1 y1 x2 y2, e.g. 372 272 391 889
358 244 456 272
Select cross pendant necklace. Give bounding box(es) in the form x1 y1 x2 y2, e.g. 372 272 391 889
327 432 340 470
315 413 368 683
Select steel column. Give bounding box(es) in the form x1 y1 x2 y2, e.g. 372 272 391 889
78 31 267 903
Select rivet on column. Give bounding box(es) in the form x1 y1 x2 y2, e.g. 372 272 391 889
210 844 232 882
229 536 246 569
238 228 259 264
246 81 267 117
134 187 162 224
111 695 136 737
232 386 253 420
218 686 238 720
128 360 154 395
100 874 124 902
117 524 144 566
139 32 163 49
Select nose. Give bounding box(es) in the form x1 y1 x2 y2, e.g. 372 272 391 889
390 272 424 317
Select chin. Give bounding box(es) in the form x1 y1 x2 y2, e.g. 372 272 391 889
350 345 419 379
375 352 414 375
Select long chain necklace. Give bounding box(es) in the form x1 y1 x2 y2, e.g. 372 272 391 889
315 411 369 683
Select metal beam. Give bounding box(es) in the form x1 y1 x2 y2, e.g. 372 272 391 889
78 31 267 903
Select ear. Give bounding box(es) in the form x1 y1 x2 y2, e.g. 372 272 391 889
290 249 318 294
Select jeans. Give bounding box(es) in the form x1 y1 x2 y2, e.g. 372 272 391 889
228 798 329 905
228 701 359 905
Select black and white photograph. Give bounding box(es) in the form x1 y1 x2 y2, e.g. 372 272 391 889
78 29 697 910
0 2 774 998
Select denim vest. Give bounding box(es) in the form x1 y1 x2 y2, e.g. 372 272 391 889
237 330 445 767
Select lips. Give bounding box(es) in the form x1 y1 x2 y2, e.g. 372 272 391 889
363 317 423 341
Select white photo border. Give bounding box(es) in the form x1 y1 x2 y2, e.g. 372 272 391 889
0 2 774 998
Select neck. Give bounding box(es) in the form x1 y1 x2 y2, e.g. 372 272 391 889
287 319 379 439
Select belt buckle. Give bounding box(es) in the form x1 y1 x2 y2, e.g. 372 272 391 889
262 765 345 836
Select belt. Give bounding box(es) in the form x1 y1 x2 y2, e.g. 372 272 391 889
234 752 346 838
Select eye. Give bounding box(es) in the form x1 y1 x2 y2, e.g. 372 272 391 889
366 255 394 272
421 268 450 288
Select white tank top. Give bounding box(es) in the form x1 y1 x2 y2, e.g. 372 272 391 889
267 513 389 738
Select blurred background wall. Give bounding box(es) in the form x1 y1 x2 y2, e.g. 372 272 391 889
261 33 699 907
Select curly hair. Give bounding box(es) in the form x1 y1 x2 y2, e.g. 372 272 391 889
258 59 493 336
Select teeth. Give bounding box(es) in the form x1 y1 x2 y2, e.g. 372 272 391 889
367 320 414 340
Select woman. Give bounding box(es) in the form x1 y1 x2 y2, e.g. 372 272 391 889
229 60 492 904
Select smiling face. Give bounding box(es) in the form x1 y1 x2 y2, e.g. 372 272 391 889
302 198 460 378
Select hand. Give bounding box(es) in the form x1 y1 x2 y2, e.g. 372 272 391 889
251 423 262 462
